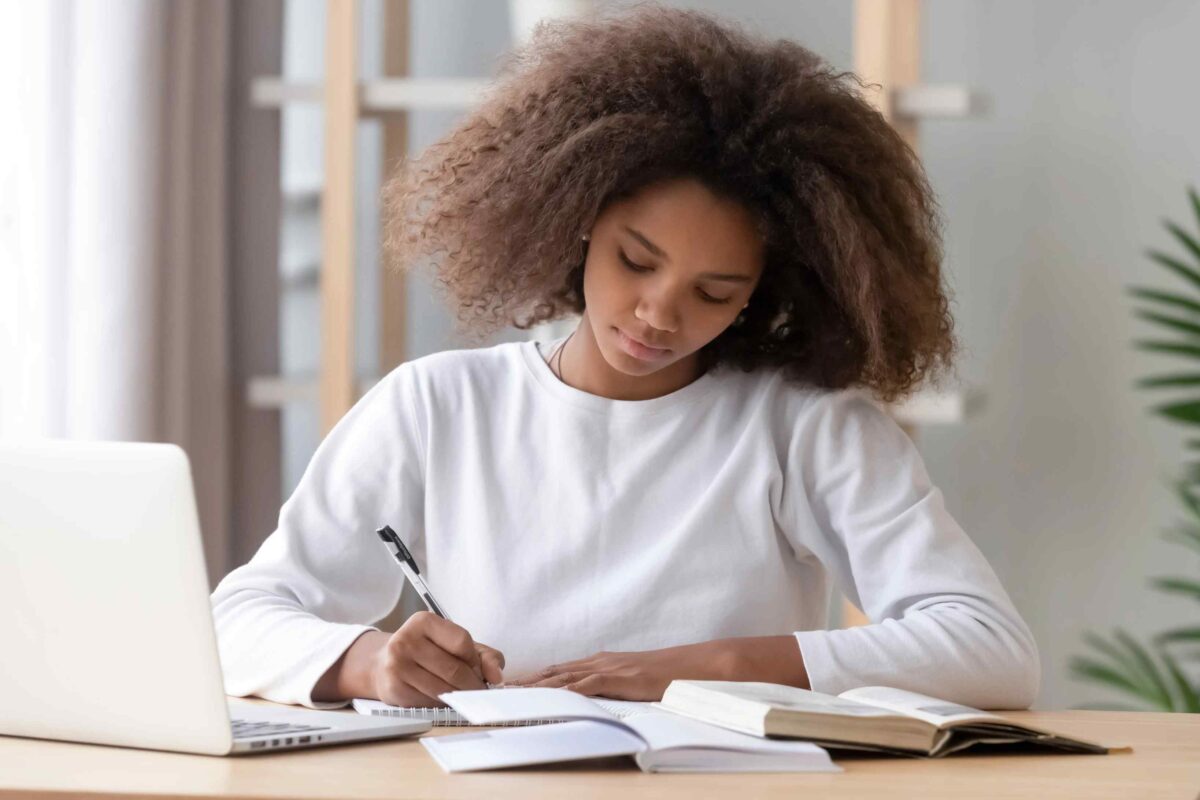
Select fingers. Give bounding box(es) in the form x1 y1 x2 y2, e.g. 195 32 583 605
381 612 498 703
383 661 459 708
410 636 487 691
421 614 485 678
564 673 610 697
526 671 588 689
507 655 596 686
476 643 506 685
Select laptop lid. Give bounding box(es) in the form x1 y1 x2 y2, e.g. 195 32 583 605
0 440 234 754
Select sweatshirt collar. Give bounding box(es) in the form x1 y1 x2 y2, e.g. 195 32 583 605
519 337 717 416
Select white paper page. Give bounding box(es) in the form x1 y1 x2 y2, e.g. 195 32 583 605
441 687 619 725
593 698 658 719
627 713 837 757
421 720 645 772
682 681 902 717
837 686 1005 727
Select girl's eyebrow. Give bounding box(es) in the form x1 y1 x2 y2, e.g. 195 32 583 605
621 225 754 283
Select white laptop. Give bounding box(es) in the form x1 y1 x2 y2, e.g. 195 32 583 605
0 440 431 755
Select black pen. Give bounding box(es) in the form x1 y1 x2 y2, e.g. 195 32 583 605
376 525 448 618
375 525 500 688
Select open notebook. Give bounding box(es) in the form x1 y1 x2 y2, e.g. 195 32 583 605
352 696 651 726
419 687 840 773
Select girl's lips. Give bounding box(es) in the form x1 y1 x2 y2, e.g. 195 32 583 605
614 327 670 361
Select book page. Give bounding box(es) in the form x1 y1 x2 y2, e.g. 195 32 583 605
440 687 623 725
627 712 837 756
683 680 903 718
593 698 659 719
838 686 1006 728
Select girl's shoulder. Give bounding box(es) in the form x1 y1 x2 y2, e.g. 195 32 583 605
383 340 529 400
399 339 520 375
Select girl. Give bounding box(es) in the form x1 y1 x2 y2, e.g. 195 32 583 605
211 5 1039 711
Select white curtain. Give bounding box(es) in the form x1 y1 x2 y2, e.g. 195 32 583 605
0 0 234 584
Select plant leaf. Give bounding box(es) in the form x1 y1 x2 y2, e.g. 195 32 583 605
1068 656 1161 708
1155 626 1200 645
1172 481 1200 522
1128 287 1200 317
1137 373 1200 388
1078 632 1162 706
1133 310 1200 339
1165 221 1200 267
1148 247 1200 291
1190 186 1200 236
1135 340 1200 359
1150 576 1200 601
1159 649 1200 712
1151 399 1200 425
1113 629 1175 709
1161 523 1200 555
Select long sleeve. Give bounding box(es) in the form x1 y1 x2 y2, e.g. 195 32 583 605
786 389 1040 710
210 365 426 709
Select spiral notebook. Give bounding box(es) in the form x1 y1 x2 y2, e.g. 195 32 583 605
352 696 653 727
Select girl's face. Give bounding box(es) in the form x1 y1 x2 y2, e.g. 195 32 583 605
581 177 765 381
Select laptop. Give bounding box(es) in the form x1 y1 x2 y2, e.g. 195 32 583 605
0 440 431 755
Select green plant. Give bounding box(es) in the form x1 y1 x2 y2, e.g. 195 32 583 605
1069 188 1200 712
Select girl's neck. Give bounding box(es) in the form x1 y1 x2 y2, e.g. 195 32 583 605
551 313 704 401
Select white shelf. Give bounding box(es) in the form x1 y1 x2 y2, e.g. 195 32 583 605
893 85 974 118
247 375 380 408
888 387 984 426
362 78 488 111
250 77 490 112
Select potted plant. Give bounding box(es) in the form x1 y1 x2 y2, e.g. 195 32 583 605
1070 188 1200 712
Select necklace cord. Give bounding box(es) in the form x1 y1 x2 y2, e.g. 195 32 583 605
550 330 575 382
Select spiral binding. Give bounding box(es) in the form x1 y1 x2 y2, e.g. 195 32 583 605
369 707 563 727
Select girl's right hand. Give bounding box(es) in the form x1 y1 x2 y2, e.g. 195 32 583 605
371 611 506 707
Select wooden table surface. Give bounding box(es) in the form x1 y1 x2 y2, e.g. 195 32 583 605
1 704 1197 800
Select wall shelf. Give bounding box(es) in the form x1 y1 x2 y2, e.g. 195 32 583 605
250 76 490 112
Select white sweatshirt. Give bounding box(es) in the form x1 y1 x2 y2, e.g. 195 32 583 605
210 338 1040 710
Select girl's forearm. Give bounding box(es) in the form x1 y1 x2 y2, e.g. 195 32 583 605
720 634 811 689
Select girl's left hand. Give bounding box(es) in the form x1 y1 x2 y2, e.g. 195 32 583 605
504 635 808 701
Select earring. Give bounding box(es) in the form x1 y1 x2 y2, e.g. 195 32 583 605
581 234 590 242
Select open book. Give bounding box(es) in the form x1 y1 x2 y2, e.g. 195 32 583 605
657 681 1129 757
421 687 840 773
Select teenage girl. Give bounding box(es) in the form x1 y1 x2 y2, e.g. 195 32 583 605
211 5 1039 712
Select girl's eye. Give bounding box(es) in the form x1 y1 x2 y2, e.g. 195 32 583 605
619 251 652 273
618 251 733 305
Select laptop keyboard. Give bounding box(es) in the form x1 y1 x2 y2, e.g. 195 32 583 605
231 718 333 740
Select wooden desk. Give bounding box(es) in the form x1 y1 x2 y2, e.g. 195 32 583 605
0 704 1197 800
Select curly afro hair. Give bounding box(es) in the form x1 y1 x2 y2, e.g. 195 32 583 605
382 2 957 403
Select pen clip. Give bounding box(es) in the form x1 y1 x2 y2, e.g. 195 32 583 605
376 525 420 574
